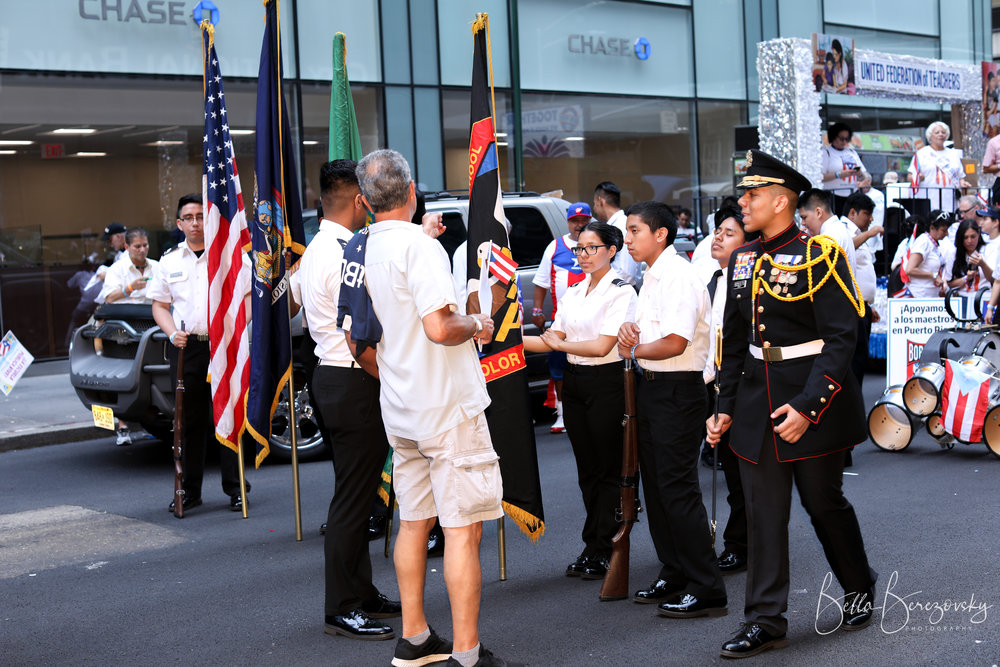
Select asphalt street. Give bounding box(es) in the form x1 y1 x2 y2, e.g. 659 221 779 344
1 373 999 666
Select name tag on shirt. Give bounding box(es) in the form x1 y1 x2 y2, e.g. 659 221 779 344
165 271 186 283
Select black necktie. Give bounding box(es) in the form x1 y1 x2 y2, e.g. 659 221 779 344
707 269 724 303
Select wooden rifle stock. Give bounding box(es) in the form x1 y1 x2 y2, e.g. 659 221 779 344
599 358 640 601
172 338 185 518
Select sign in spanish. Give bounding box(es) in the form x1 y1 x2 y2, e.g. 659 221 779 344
886 298 953 389
855 52 978 102
0 331 34 396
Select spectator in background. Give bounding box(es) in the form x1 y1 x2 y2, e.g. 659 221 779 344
956 194 981 223
102 222 127 264
908 121 970 212
982 122 1000 204
593 181 642 286
903 211 952 298
975 206 1000 281
842 191 878 389
822 122 866 195
675 207 696 242
691 196 740 265
101 228 160 304
857 174 884 227
947 218 988 296
65 258 103 348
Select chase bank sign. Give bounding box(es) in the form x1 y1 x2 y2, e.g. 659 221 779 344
568 34 651 61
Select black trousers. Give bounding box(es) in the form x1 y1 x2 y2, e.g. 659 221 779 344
703 383 747 558
740 444 876 635
850 308 873 390
636 371 725 598
562 361 625 559
313 364 390 616
167 340 243 499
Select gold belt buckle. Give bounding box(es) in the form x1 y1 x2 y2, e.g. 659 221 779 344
762 346 783 363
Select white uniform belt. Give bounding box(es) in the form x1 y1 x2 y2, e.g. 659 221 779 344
749 339 824 363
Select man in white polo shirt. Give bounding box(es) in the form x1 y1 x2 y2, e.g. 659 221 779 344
356 149 513 667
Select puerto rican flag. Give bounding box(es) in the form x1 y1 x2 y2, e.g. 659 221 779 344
489 242 518 284
941 359 993 442
201 25 251 452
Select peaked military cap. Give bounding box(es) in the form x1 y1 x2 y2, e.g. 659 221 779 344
737 149 812 194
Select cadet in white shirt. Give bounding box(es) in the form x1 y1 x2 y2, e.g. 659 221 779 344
841 191 878 391
101 228 160 303
523 221 637 581
797 189 858 281
289 160 402 642
616 201 727 618
701 206 757 578
593 181 643 286
149 193 248 513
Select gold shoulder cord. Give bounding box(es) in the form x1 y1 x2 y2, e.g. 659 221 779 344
751 235 866 317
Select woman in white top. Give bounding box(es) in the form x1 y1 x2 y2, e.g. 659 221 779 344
822 122 865 195
904 211 952 298
908 121 971 212
524 221 637 580
947 218 990 293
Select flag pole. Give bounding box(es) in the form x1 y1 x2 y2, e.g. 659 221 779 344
480 11 509 583
270 0 303 541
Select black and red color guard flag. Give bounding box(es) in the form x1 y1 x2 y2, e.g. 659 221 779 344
466 13 545 542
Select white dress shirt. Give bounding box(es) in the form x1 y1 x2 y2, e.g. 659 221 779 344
100 254 160 303
703 266 727 384
289 220 355 366
820 214 858 281
848 219 877 304
552 269 637 366
634 245 711 373
365 220 490 440
147 242 214 334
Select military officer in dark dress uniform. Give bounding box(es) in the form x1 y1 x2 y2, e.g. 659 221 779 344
707 150 877 659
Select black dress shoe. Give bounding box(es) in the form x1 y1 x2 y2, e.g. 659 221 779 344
427 523 445 557
565 555 589 577
324 609 395 641
717 551 747 573
360 592 402 619
580 556 609 580
368 514 387 541
720 622 788 658
320 523 327 535
230 494 244 512
167 496 202 513
657 592 728 618
632 578 683 604
842 588 875 631
701 445 723 469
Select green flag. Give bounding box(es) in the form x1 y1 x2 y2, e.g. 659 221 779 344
328 32 362 161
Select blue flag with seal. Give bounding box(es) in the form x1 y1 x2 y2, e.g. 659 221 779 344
247 0 306 466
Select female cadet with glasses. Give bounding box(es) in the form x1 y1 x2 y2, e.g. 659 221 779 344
523 221 637 580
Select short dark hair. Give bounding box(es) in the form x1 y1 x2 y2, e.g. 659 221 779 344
176 193 201 219
581 221 624 252
124 228 148 244
714 206 759 243
678 207 692 218
831 38 843 55
624 201 677 246
798 188 833 213
844 191 875 215
320 159 359 195
827 122 853 144
594 181 621 208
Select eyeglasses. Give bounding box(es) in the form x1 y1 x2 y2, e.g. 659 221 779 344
180 214 204 222
957 207 974 216
835 134 850 142
571 244 610 256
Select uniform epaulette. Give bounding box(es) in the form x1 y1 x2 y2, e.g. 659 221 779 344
161 246 178 257
612 278 629 288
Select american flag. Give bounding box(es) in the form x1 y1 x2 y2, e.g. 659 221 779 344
202 25 251 452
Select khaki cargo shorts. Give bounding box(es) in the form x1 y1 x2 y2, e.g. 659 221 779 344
388 412 504 528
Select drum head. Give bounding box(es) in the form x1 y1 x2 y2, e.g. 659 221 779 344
982 406 1000 459
867 402 914 451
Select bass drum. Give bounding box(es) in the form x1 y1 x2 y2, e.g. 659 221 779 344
980 404 1000 459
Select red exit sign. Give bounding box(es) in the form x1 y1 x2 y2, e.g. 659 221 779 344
41 144 65 159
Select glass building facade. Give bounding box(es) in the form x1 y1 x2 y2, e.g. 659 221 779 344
0 0 992 358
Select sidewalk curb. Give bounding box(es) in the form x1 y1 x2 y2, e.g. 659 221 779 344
0 425 108 453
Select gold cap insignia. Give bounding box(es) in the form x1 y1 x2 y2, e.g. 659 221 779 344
746 150 753 167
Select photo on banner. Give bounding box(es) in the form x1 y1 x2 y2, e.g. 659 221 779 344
982 61 999 139
812 33 855 95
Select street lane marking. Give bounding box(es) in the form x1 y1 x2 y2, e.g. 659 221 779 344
0 505 185 580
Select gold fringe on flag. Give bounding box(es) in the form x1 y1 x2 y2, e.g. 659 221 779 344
502 501 546 543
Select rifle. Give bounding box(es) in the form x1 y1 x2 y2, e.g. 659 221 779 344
172 322 186 519
710 325 722 543
599 357 641 601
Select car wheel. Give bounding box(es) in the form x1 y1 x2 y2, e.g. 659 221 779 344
268 381 327 461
